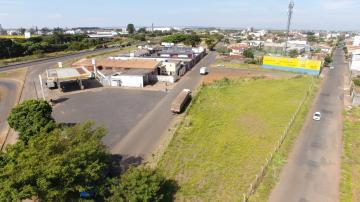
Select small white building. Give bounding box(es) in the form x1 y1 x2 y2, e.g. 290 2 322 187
353 36 360 46
160 61 185 77
24 31 31 39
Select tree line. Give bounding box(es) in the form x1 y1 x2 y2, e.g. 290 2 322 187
0 100 177 201
0 33 111 59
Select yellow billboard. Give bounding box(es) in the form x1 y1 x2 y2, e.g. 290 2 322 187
263 56 322 71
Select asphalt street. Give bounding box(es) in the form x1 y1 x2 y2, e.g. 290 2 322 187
269 48 345 202
52 88 165 148
110 52 217 157
0 80 19 149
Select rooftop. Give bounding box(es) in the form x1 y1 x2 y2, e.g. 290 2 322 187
72 59 160 70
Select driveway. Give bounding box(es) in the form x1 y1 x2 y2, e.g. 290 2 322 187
269 48 345 202
110 52 217 157
52 88 165 148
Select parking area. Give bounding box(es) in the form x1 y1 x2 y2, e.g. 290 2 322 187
52 88 166 148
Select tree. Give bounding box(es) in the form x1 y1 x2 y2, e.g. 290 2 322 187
137 27 147 33
0 122 110 201
289 49 299 58
108 167 167 202
243 48 255 59
324 54 333 66
127 24 135 35
7 100 56 143
205 38 216 51
184 34 201 47
216 46 231 55
19 28 26 35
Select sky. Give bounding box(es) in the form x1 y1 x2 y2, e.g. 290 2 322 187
0 0 359 31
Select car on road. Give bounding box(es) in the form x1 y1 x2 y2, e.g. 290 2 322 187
200 67 208 75
171 89 192 114
330 66 335 70
313 112 321 121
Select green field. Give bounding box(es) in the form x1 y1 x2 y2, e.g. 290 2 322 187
158 76 316 201
341 107 360 202
213 59 263 70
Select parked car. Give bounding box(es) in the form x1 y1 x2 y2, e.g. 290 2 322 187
313 112 321 121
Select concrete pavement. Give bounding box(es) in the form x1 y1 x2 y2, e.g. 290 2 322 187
110 52 217 157
269 48 345 202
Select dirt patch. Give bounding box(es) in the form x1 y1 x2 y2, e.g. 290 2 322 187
202 68 270 84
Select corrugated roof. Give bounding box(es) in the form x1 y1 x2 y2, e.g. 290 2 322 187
72 58 160 69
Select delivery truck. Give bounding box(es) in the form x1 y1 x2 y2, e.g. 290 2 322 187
171 89 192 113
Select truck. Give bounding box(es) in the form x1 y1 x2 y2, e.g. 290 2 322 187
200 67 208 75
171 89 192 114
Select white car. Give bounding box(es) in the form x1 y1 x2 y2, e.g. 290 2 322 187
313 112 321 121
200 67 208 75
330 66 335 70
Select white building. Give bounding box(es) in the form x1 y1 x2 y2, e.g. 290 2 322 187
24 31 31 39
353 36 360 46
350 53 360 72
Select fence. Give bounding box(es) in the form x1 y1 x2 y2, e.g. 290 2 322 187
242 78 316 202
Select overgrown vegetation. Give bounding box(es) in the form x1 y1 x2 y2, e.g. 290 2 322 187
162 33 202 47
159 76 315 201
341 107 360 202
0 33 111 59
1 99 174 201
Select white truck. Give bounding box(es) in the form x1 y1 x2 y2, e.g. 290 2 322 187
200 67 208 75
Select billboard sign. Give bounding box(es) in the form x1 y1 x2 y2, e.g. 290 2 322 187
263 56 322 75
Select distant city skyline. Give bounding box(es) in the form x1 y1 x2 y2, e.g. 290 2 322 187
0 0 359 31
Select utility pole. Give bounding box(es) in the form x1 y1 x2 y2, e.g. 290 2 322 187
152 23 154 32
284 0 295 56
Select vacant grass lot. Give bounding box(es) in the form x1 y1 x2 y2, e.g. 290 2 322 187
159 76 314 201
341 107 360 202
212 59 263 69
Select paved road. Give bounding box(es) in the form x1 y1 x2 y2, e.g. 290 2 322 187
0 48 119 72
111 52 217 157
0 80 19 149
269 48 345 202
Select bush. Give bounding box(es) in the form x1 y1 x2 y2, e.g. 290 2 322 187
108 167 172 202
7 100 56 143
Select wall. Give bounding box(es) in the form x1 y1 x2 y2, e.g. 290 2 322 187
263 56 322 75
110 75 144 88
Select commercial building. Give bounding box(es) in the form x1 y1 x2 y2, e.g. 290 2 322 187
72 59 160 88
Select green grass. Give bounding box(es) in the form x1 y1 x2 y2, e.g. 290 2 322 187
341 107 360 202
250 78 319 201
158 76 316 201
213 59 262 70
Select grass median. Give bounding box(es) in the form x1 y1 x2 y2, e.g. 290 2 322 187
158 76 317 201
341 107 360 202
